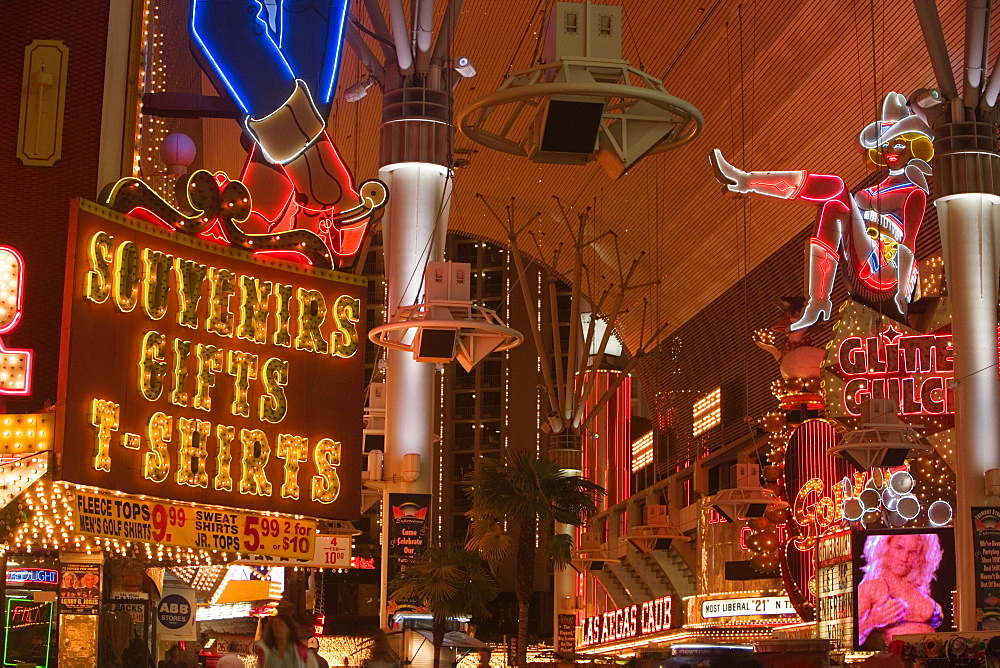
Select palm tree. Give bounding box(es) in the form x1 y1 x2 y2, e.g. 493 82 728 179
465 450 604 667
389 545 499 668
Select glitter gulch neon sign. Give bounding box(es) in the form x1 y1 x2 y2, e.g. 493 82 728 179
837 326 953 417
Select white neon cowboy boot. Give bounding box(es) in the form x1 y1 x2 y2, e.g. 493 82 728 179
710 149 805 199
790 239 839 330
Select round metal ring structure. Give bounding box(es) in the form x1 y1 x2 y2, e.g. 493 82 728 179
928 499 953 526
369 302 523 360
457 56 705 168
370 318 523 352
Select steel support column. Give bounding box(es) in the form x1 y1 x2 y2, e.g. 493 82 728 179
934 117 1000 630
377 161 451 629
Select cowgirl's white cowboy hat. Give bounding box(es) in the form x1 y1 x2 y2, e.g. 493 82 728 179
859 92 933 149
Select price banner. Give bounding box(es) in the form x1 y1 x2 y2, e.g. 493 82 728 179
73 490 316 559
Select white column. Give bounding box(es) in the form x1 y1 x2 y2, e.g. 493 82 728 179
377 162 451 629
553 448 583 646
553 520 577 648
936 193 1000 630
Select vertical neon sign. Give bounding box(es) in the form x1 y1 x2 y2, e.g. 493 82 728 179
4 598 53 667
782 419 853 620
0 246 32 396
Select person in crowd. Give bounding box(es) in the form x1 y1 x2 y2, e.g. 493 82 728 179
216 653 245 668
362 630 399 668
256 614 319 668
857 533 946 649
307 637 329 668
159 645 187 668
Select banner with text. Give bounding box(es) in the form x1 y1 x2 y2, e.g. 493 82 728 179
973 507 1000 630
701 596 796 619
234 534 351 568
388 494 430 583
73 490 315 560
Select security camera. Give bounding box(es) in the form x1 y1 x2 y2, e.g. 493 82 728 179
455 57 476 78
909 88 943 108
344 75 377 102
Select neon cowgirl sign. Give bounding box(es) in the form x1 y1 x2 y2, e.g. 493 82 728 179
837 327 953 417
578 595 672 648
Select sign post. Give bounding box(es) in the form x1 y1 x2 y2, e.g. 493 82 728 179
156 587 196 642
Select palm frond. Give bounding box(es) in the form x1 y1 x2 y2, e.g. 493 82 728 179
389 545 499 621
465 516 514 567
546 532 574 567
465 449 607 562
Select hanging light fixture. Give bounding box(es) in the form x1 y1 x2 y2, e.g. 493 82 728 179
829 398 933 470
706 463 789 522
709 487 788 523
457 1 703 178
571 530 619 572
369 261 523 371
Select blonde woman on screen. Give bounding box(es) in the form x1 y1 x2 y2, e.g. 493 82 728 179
857 533 944 649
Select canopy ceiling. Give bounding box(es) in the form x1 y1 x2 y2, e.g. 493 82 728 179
207 0 986 353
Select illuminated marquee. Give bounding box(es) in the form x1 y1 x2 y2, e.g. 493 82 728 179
701 596 796 618
0 246 33 396
578 595 672 648
56 201 365 521
837 327 953 417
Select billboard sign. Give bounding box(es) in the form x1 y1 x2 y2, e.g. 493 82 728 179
56 201 365 521
817 530 853 650
59 563 101 615
387 494 430 583
156 587 197 641
578 595 672 648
